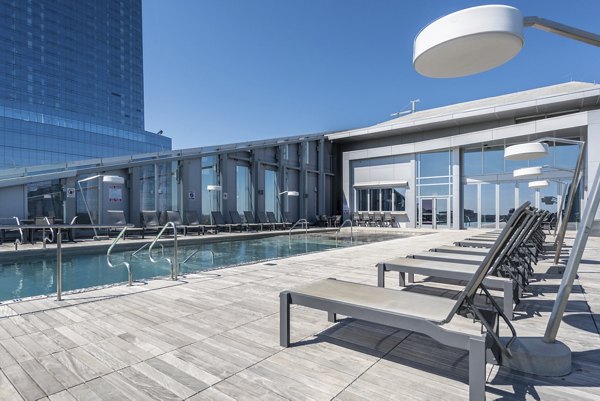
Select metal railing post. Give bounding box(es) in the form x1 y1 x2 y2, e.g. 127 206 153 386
173 228 179 280
56 228 62 301
554 141 585 264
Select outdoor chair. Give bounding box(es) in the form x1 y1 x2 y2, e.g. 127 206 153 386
377 203 538 320
256 211 276 230
360 211 371 227
280 213 294 229
280 202 529 401
140 211 161 239
266 211 286 230
351 212 360 226
372 212 383 227
230 210 258 231
212 211 242 232
106 210 143 238
165 211 196 236
315 215 328 227
244 211 265 231
185 210 211 235
333 215 342 227
383 211 393 227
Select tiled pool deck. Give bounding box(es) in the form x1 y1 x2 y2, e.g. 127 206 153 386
0 229 599 400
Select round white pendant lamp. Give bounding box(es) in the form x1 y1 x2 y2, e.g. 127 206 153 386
413 5 524 78
528 180 549 189
504 142 549 161
513 166 543 178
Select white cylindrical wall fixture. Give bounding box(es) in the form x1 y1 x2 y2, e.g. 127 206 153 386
207 185 222 191
413 5 524 78
529 180 549 189
504 142 549 161
102 175 125 184
513 166 543 178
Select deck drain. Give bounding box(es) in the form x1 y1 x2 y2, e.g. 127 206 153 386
264 262 277 266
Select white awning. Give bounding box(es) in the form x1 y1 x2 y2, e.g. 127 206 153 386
353 180 408 189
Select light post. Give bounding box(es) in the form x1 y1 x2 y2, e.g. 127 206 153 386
414 4 600 378
278 190 299 222
77 175 124 239
206 185 222 225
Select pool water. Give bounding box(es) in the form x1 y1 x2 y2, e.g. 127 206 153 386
0 232 414 302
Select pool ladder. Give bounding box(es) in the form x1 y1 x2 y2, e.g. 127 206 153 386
335 219 354 245
182 249 215 265
106 226 133 286
148 222 180 281
288 219 309 240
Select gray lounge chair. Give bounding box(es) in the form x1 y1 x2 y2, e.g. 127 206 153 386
244 211 265 231
280 202 529 401
377 204 539 320
230 210 257 231
257 211 276 230
141 211 161 239
185 211 211 235
106 210 143 238
165 211 196 235
212 211 242 232
266 212 286 230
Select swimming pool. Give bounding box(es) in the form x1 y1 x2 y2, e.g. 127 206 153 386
0 232 415 302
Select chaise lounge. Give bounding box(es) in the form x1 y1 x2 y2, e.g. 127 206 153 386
280 202 530 401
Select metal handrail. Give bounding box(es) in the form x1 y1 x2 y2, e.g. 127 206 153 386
106 226 133 286
12 216 24 250
132 242 164 259
148 222 179 280
41 216 54 249
288 219 308 238
335 219 354 244
183 249 215 265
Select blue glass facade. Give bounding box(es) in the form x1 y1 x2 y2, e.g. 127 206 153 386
0 0 171 168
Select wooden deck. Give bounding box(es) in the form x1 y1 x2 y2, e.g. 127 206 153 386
0 229 599 400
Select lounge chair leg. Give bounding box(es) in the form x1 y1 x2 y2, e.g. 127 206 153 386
399 272 406 287
377 263 386 287
469 337 487 401
503 281 514 321
280 291 291 347
328 311 337 323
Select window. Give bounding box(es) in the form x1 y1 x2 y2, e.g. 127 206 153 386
357 189 368 211
264 169 277 217
393 187 406 211
236 165 252 214
202 156 219 224
356 187 406 212
157 162 177 213
462 147 482 176
27 180 63 219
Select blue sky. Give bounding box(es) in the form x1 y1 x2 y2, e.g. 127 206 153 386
142 1 600 150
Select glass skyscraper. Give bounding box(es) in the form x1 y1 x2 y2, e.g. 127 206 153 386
0 0 171 169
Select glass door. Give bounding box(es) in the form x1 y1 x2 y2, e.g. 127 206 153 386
419 197 449 229
419 198 433 228
435 198 449 229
